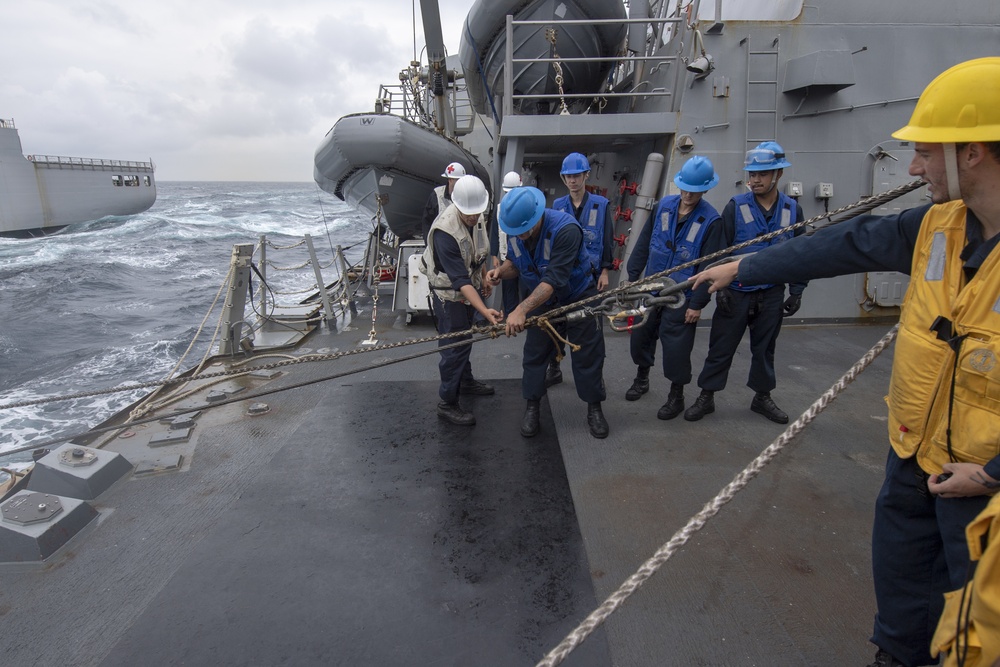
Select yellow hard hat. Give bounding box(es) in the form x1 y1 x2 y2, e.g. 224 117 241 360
892 57 1000 143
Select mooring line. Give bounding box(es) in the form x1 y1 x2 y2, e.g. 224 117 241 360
535 324 899 667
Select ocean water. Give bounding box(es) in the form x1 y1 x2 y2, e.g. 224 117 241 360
0 182 370 463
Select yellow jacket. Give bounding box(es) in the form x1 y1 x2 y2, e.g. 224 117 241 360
887 200 1000 473
934 493 1000 665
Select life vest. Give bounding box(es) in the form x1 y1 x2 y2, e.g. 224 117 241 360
497 223 509 261
646 195 719 291
932 493 1000 666
886 200 1000 473
507 209 593 305
434 184 450 216
729 191 797 292
419 204 489 302
553 191 609 273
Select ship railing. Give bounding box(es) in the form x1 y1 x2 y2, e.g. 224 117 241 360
26 154 155 172
376 74 477 137
0 118 14 129
218 235 359 355
502 14 692 118
376 82 431 126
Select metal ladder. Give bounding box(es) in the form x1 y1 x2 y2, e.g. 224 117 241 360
742 35 780 150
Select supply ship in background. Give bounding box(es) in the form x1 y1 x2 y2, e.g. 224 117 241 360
0 117 156 238
2 1 999 665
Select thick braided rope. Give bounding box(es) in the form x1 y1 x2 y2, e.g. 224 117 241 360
540 179 925 321
536 324 900 667
0 322 503 411
4 182 921 413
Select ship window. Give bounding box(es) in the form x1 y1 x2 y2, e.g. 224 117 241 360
112 175 123 186
144 176 151 186
124 175 140 186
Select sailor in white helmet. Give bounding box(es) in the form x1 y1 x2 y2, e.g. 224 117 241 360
490 170 523 314
421 162 467 239
419 175 502 426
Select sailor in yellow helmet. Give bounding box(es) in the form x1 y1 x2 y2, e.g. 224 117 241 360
690 57 1000 667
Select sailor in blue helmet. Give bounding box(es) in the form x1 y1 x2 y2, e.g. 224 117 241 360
488 171 525 315
486 186 609 439
545 152 614 389
624 155 723 419
684 141 807 424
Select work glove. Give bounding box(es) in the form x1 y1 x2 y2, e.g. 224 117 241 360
782 293 802 317
716 288 732 316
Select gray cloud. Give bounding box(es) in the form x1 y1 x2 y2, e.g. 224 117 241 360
1 0 473 181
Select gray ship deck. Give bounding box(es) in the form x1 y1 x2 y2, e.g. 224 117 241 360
0 308 894 666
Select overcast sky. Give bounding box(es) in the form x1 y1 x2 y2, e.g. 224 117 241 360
1 0 473 182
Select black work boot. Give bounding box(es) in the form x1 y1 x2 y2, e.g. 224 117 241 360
683 390 715 422
520 399 541 437
865 649 906 667
437 401 475 426
587 402 609 439
544 361 563 388
751 391 789 424
625 366 651 401
657 384 685 420
460 378 495 395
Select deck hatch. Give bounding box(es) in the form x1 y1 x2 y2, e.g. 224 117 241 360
2 492 63 526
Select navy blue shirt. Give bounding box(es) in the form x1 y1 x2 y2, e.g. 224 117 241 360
738 203 1000 479
523 223 585 298
421 187 452 240
720 197 808 295
570 193 615 271
432 230 473 292
627 210 720 310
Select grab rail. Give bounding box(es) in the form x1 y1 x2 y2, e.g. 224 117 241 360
26 154 155 171
502 15 690 117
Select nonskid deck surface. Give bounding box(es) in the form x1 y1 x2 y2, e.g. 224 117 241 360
98 379 610 667
0 314 894 666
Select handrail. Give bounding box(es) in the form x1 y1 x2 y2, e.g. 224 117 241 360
503 14 688 117
26 154 155 171
0 118 14 129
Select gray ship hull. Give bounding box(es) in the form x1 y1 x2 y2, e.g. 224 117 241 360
0 119 156 238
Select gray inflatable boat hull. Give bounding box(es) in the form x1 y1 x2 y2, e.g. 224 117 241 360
314 113 490 239
459 0 626 117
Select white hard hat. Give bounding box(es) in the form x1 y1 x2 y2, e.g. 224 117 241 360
451 175 490 216
501 171 522 193
441 162 467 179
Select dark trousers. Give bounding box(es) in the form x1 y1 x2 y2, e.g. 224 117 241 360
870 449 989 666
521 295 606 404
431 295 475 404
697 285 785 394
501 277 519 315
629 303 698 386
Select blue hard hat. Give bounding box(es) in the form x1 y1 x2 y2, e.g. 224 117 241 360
673 155 719 192
560 152 591 175
744 141 792 171
499 187 546 236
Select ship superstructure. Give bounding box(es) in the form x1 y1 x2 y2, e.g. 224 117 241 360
0 118 156 238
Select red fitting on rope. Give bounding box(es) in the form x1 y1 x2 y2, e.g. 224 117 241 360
614 206 633 222
611 257 623 271
619 180 639 196
613 233 628 247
